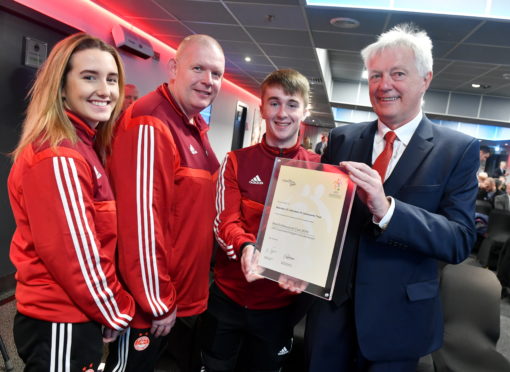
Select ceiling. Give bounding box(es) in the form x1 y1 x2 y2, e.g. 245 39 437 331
91 0 510 128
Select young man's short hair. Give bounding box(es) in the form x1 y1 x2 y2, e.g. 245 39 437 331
260 69 310 108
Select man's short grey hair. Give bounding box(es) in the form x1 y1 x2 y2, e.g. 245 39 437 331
361 23 433 77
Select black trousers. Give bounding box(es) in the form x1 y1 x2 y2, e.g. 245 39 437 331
305 300 418 372
104 326 167 372
199 283 294 372
13 312 103 372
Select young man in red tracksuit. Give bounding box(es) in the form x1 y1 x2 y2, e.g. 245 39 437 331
105 34 225 371
200 69 320 372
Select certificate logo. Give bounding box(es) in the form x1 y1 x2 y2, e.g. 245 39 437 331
333 177 343 192
329 176 344 199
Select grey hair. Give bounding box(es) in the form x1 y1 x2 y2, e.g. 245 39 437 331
361 23 433 77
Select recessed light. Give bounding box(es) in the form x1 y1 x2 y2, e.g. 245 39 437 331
330 17 360 29
503 73 510 80
472 83 480 88
244 56 251 62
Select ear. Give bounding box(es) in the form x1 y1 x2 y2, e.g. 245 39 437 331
423 71 433 91
302 108 310 121
259 103 265 118
168 58 177 80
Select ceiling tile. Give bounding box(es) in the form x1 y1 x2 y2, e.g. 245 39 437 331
387 12 483 42
219 40 264 55
466 21 510 47
127 19 191 36
313 31 376 52
271 57 318 71
226 54 273 66
93 0 176 19
154 0 237 23
306 7 387 34
439 61 494 77
183 23 251 42
448 44 510 65
246 28 311 47
226 3 306 30
260 44 316 59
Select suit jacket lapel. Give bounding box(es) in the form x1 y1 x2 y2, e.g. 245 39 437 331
351 121 377 164
383 117 435 196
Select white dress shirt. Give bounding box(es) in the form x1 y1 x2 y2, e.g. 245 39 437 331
373 112 423 228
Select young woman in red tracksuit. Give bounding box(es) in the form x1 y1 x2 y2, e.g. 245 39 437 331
8 33 134 371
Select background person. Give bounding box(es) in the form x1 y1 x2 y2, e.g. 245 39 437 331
306 24 478 372
314 133 328 155
122 83 139 112
8 33 135 371
478 145 491 175
494 183 510 211
493 160 507 178
105 34 225 372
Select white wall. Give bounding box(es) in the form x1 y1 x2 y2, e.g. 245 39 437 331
17 0 261 162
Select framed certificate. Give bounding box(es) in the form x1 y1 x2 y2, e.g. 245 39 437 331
254 158 356 300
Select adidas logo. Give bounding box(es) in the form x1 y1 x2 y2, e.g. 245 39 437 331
249 175 263 185
278 346 289 356
189 144 198 155
93 166 102 180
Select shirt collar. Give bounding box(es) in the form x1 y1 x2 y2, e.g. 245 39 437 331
376 111 422 145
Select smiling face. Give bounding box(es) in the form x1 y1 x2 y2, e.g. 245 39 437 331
261 84 308 148
367 46 432 129
169 40 225 117
61 48 119 128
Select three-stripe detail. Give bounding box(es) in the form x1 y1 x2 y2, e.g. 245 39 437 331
49 323 72 372
214 156 237 260
53 157 132 330
111 327 131 372
136 125 169 316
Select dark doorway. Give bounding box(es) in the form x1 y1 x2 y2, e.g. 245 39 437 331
231 102 247 151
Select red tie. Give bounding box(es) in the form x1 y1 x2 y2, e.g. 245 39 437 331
373 131 397 182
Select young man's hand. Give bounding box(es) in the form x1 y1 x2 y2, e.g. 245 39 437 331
241 244 264 282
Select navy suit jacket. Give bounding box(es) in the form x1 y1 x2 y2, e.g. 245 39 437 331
323 116 479 360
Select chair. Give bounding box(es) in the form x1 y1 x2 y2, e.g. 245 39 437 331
431 261 510 372
477 209 510 269
497 238 510 288
476 199 493 216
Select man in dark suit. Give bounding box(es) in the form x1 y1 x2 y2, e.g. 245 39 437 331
314 133 328 155
493 160 507 178
495 183 510 211
305 24 479 372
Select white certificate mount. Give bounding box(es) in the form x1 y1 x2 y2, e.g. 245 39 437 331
255 158 356 300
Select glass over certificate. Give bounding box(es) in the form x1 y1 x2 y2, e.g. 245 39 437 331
254 158 356 300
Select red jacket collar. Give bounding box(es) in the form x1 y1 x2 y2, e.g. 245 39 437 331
66 110 96 145
157 83 210 136
260 134 301 157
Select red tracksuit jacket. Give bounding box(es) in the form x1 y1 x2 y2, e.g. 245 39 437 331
8 112 135 330
108 84 219 327
214 136 320 309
